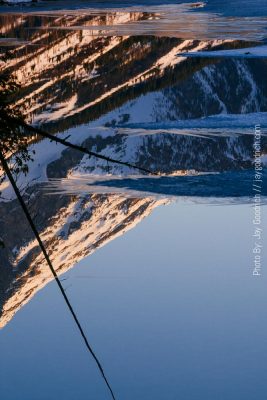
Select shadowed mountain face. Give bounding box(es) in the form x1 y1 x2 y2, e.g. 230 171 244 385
0 9 267 329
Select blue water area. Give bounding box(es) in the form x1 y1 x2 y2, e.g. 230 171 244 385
202 0 267 17
118 113 267 130
177 47 267 59
1 0 267 16
86 170 267 198
0 0 194 12
1 200 267 399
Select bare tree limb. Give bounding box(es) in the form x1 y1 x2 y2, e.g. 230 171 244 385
3 115 158 176
0 150 116 400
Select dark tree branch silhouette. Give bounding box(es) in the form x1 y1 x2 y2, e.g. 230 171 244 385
0 74 157 399
2 114 157 176
0 151 116 400
0 75 34 184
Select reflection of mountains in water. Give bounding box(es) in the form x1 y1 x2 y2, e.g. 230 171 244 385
0 190 165 328
0 175 264 330
1 124 266 328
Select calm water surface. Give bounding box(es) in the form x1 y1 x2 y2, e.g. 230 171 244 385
1 201 267 399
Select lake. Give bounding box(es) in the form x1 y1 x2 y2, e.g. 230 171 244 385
0 1 267 399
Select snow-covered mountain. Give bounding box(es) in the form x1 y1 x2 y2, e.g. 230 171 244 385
1 13 267 133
